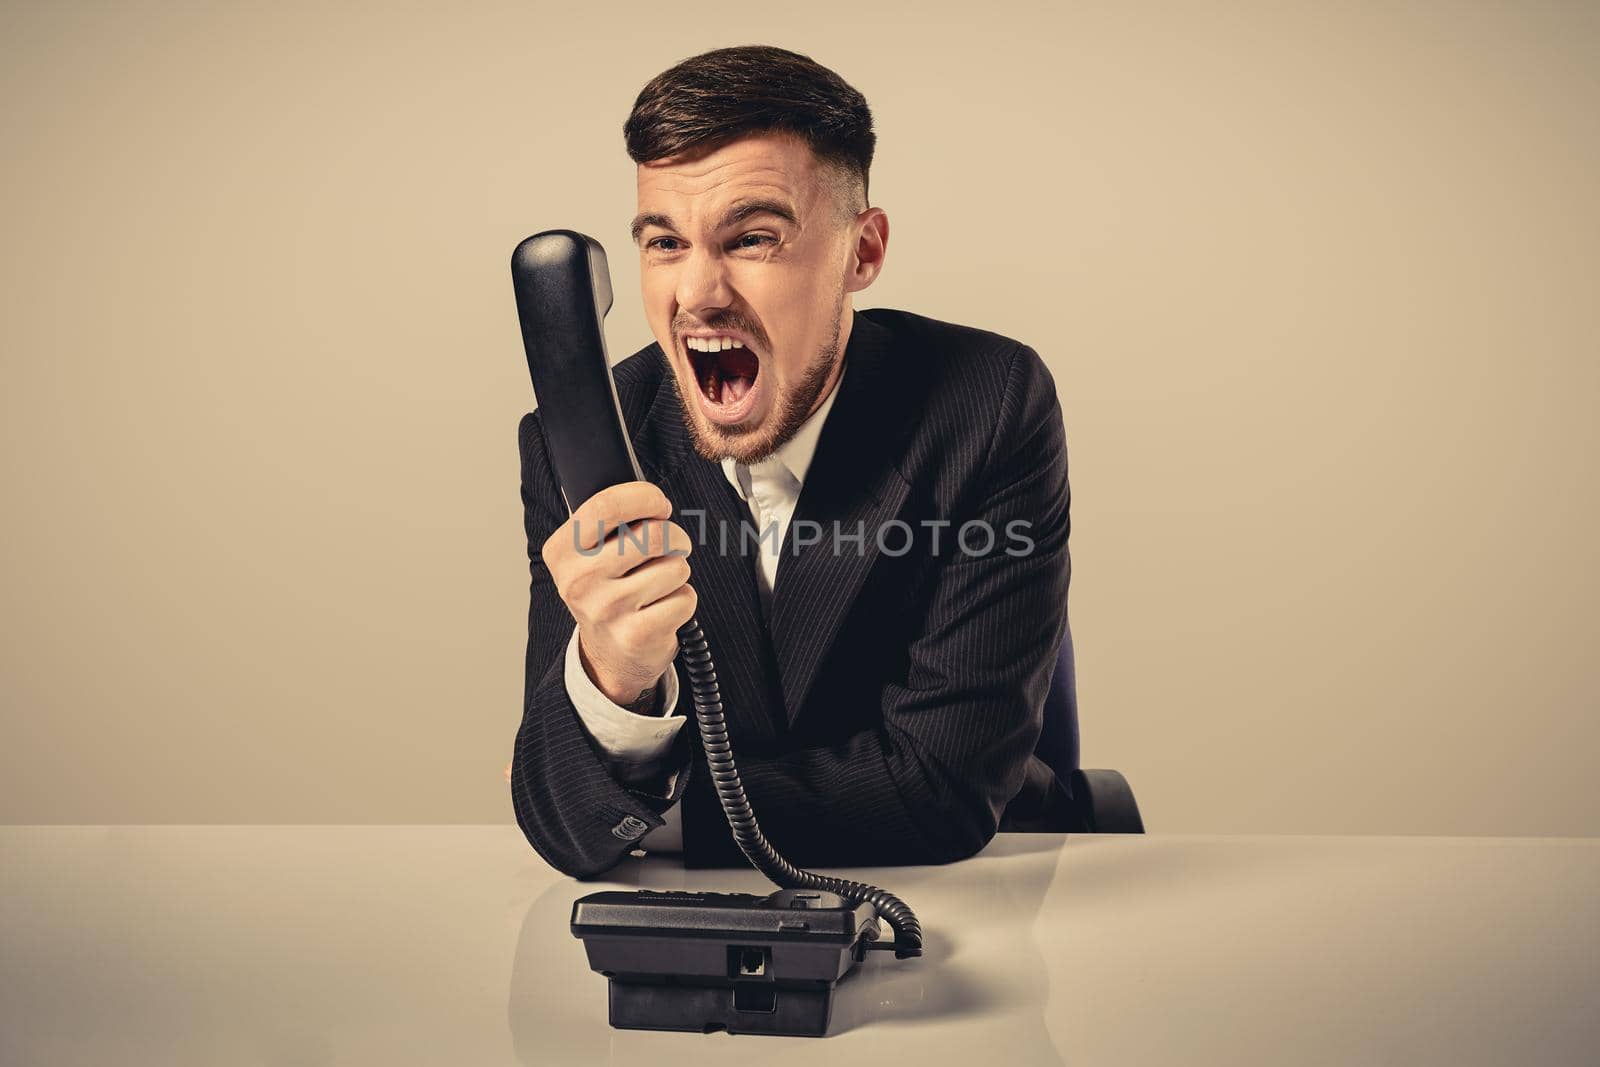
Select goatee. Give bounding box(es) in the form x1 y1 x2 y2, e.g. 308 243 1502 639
677 298 845 465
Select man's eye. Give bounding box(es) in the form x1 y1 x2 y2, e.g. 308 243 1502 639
645 234 772 252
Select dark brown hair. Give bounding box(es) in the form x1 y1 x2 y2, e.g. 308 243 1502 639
623 45 876 213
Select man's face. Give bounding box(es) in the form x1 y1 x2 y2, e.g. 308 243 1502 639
632 131 882 464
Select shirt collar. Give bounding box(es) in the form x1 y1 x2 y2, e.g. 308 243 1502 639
720 358 846 499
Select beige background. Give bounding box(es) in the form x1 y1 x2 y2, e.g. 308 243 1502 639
2 0 1595 833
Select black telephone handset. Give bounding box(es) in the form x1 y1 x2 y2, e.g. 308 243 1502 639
512 230 921 1035
509 230 643 509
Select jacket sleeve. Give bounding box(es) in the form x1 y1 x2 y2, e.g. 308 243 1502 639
509 409 695 879
703 344 1071 868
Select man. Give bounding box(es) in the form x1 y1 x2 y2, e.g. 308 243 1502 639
510 44 1071 877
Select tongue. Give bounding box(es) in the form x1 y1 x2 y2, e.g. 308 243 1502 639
703 347 758 406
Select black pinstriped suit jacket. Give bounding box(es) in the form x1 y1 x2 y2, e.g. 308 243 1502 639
511 307 1071 877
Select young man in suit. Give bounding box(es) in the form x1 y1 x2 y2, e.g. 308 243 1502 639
511 45 1072 876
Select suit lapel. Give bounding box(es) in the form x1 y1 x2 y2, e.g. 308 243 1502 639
771 312 912 725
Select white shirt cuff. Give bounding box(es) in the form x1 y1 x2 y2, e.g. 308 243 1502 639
563 630 685 764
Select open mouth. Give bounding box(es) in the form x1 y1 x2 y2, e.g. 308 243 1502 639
685 337 761 423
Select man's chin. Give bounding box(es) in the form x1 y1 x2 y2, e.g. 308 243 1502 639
670 369 775 462
685 411 780 465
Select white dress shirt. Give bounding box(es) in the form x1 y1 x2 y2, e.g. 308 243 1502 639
562 362 847 852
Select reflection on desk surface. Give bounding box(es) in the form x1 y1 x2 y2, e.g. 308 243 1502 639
2 828 1597 1065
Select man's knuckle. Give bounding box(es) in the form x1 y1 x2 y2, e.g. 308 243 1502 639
572 496 601 528
567 569 595 602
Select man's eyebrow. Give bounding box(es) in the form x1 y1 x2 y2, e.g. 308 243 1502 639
629 198 800 244
716 197 799 231
629 212 673 244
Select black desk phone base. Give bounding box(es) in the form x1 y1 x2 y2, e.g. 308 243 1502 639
573 888 889 1036
511 230 921 1036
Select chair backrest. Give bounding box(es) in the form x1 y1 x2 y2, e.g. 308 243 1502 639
1035 620 1080 783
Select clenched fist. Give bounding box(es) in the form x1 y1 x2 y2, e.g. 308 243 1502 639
540 481 696 711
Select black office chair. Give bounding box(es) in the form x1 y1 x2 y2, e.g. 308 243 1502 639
998 621 1145 833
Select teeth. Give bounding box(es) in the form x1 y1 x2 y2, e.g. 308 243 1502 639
685 336 746 352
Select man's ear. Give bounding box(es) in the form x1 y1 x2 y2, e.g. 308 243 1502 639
844 207 889 294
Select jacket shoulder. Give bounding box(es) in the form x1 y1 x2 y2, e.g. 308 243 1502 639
861 307 1058 476
862 307 1054 404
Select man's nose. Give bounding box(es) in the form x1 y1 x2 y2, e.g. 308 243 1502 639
674 245 734 317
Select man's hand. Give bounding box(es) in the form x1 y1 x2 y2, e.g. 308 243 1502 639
540 481 696 709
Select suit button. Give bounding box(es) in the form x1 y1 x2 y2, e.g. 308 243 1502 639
611 815 649 841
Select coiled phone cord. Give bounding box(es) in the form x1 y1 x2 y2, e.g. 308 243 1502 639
676 618 923 959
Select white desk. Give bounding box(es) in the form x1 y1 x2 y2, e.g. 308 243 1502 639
2 828 1596 1064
